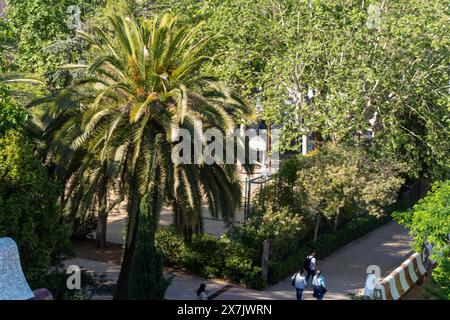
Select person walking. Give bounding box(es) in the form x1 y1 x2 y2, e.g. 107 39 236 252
312 270 327 300
197 283 208 300
364 269 378 299
291 269 307 300
304 250 317 286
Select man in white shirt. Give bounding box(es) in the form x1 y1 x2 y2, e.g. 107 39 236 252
291 269 307 300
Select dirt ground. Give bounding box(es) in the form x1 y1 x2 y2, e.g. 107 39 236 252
402 276 442 300
71 239 123 265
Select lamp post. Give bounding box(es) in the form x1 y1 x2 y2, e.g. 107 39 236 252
249 135 268 177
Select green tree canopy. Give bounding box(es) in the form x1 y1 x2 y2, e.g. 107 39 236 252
296 143 405 240
6 0 105 88
141 0 449 180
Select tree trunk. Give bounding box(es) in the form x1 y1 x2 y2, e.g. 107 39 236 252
96 210 108 249
172 200 182 234
261 240 270 286
114 180 141 300
333 208 340 234
418 177 430 199
183 224 193 244
313 213 321 242
96 177 108 249
60 180 66 211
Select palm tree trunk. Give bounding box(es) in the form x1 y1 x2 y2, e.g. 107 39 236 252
173 199 193 243
172 200 182 234
60 180 66 211
96 205 108 248
183 224 193 244
114 179 141 300
96 173 109 248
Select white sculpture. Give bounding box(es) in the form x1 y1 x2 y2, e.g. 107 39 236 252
0 237 34 300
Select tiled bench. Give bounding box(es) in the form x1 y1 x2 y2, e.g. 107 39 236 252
0 237 53 300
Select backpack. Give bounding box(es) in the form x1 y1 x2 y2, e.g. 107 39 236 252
291 273 298 287
303 256 312 270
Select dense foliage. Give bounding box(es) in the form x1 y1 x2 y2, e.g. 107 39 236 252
253 144 405 240
394 181 450 299
1 19 28 134
156 227 265 289
0 131 69 287
136 0 449 181
6 0 105 88
295 144 405 239
2 0 448 299
0 86 28 135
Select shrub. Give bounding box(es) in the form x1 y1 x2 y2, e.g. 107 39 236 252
252 159 304 214
155 226 186 266
221 240 257 284
156 227 264 288
64 214 98 240
431 247 450 300
394 180 450 299
183 233 225 278
0 131 70 288
223 249 264 289
234 207 309 266
44 268 97 300
278 158 302 184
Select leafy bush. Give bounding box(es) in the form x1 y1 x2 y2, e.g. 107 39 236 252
0 131 70 288
0 86 28 135
394 180 450 299
183 233 225 278
64 214 98 240
155 226 186 266
220 239 263 288
278 158 302 184
235 208 308 265
431 247 450 300
156 227 264 288
252 159 304 214
44 268 97 300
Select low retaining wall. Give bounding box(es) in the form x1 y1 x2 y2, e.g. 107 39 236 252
379 252 427 300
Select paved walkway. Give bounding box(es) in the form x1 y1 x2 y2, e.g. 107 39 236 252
214 221 413 300
71 221 412 300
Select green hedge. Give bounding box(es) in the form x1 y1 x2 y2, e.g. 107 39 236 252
156 228 265 289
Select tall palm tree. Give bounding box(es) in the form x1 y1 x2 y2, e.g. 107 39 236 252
44 13 252 299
